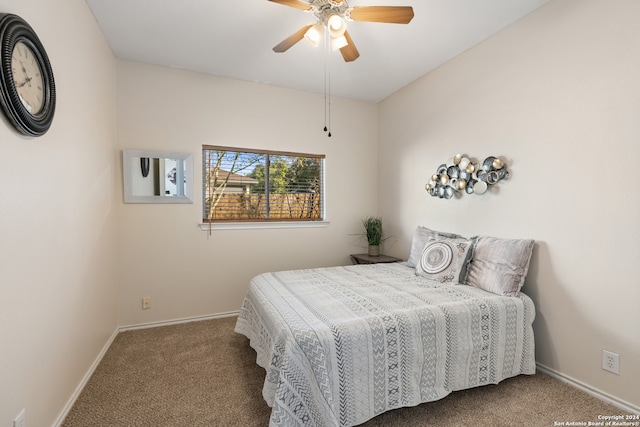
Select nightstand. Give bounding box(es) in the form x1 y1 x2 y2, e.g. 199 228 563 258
350 253 402 265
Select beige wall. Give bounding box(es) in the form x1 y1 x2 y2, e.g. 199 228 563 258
0 0 118 426
2 0 638 425
378 0 639 410
115 61 378 327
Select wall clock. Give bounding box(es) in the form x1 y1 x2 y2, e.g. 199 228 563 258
0 13 55 136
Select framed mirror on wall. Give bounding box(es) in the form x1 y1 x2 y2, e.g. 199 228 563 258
122 150 194 203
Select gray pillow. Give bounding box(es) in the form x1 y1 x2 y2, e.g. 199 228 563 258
415 235 474 283
464 236 535 296
407 226 462 268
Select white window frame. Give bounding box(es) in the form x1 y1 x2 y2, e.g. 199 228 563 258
200 145 328 231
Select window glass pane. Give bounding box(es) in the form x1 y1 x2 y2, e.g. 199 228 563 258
203 146 324 222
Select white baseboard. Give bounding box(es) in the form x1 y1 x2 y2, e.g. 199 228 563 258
53 311 240 426
53 327 119 427
118 310 240 332
536 363 640 415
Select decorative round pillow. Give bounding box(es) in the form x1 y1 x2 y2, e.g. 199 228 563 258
420 242 453 274
415 236 473 283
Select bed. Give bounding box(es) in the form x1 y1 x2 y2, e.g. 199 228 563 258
235 228 536 427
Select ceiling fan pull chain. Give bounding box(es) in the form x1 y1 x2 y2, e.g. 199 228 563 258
325 30 332 137
324 45 328 133
324 27 330 136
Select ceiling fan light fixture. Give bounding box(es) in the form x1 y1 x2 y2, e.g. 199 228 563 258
327 14 346 38
304 22 323 47
268 0 415 136
331 34 348 50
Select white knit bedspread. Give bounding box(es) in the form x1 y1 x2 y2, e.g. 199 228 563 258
235 263 536 427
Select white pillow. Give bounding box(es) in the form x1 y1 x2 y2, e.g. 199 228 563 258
407 226 462 268
464 236 535 296
415 235 473 283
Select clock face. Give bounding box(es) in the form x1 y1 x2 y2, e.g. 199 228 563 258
0 13 56 136
11 41 45 115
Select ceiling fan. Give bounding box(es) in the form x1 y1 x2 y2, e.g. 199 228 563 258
269 0 414 62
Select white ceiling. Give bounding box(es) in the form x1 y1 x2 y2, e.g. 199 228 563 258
85 0 550 103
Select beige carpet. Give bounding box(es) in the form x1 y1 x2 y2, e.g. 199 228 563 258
62 317 629 426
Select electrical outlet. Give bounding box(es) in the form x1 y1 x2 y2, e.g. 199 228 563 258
13 408 25 427
142 297 152 309
602 350 619 375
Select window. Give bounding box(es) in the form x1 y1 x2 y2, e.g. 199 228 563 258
202 145 325 223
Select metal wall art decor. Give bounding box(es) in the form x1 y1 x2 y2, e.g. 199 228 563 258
425 154 509 199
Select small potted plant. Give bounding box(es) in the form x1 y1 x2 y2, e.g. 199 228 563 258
362 216 387 256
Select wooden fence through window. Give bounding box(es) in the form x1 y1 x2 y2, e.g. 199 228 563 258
205 192 321 221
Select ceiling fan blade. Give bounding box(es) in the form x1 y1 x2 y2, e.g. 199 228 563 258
273 24 313 53
349 6 414 24
268 0 312 11
340 31 360 62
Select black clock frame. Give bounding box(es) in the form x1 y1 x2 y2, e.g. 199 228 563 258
0 13 55 136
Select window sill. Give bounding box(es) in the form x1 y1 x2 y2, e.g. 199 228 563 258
199 221 330 231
